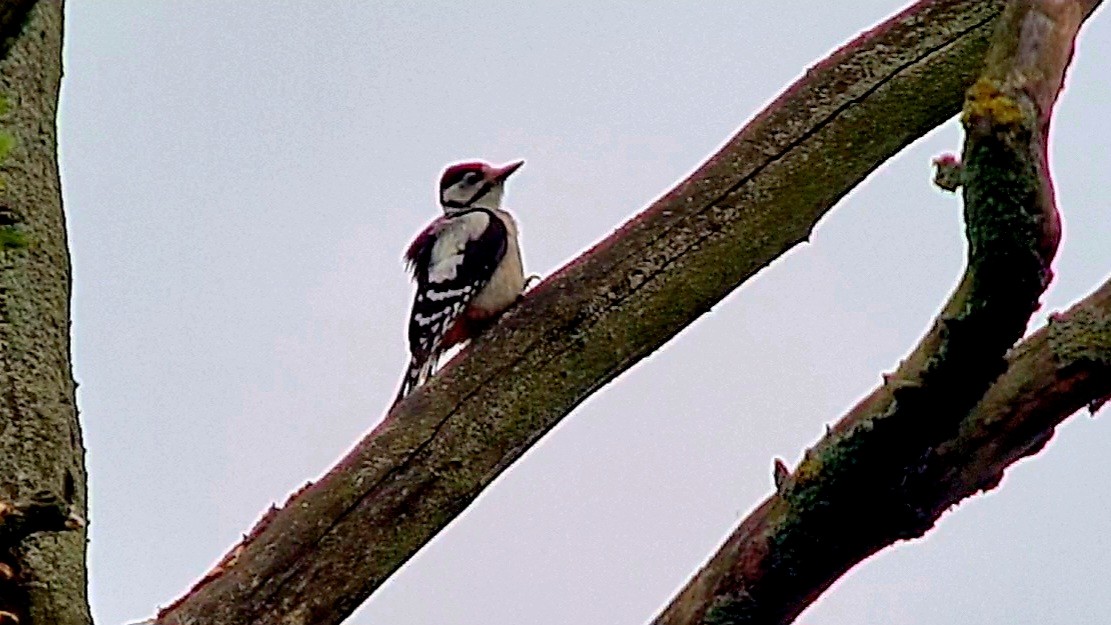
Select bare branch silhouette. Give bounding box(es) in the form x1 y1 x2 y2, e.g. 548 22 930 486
156 1 1107 623
656 1 1104 622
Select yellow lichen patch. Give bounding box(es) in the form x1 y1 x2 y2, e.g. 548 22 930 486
792 452 824 484
961 78 1026 127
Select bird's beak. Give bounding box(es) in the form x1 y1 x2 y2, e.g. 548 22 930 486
486 160 524 183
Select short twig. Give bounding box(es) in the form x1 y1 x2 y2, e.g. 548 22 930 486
772 459 791 492
932 153 964 192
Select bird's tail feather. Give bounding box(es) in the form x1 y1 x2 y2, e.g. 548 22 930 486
392 354 439 407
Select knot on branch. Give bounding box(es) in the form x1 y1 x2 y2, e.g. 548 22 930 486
0 206 28 252
0 490 83 624
1047 306 1111 370
0 490 84 548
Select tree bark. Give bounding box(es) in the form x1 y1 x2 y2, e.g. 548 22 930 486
655 1 1103 623
0 1 88 624
157 1 1106 624
656 278 1111 625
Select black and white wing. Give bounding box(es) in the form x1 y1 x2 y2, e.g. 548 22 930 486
394 209 507 403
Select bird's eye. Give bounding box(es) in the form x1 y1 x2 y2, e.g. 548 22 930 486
463 171 482 185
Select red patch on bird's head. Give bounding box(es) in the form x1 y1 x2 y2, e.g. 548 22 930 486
440 161 489 190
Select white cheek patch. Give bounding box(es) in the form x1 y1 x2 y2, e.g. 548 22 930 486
442 181 475 206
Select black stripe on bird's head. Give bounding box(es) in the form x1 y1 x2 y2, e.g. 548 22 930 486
439 159 523 213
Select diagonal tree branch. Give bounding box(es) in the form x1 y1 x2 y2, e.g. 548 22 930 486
656 273 1111 625
655 1 1102 623
156 1 1101 623
932 276 1111 506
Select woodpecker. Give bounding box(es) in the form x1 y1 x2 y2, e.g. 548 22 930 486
394 159 527 405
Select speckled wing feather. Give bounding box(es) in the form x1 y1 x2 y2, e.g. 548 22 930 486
395 209 508 402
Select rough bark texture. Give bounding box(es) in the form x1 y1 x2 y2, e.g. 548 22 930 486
655 276 1111 625
0 0 34 60
157 2 1089 624
657 287 1111 625
655 2 1101 623
0 490 83 547
933 278 1111 502
0 1 89 624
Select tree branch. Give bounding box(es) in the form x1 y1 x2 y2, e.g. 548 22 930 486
156 1 1101 623
933 277 1111 499
657 277 1111 625
654 2 1102 623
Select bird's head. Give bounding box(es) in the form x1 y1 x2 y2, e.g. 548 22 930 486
439 159 523 214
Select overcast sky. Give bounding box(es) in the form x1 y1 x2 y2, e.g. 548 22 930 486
58 2 1110 624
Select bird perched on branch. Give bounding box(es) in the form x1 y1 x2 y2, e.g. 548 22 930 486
394 159 528 405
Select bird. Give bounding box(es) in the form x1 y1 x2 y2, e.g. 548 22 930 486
393 159 528 405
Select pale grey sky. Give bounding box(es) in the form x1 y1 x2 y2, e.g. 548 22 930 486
59 2 1110 624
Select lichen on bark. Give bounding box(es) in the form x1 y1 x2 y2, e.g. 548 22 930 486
663 2 1100 624
0 1 89 624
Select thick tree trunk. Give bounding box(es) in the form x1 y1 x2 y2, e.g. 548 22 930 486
0 1 89 624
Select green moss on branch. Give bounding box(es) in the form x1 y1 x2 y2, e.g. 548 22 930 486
670 2 1097 624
